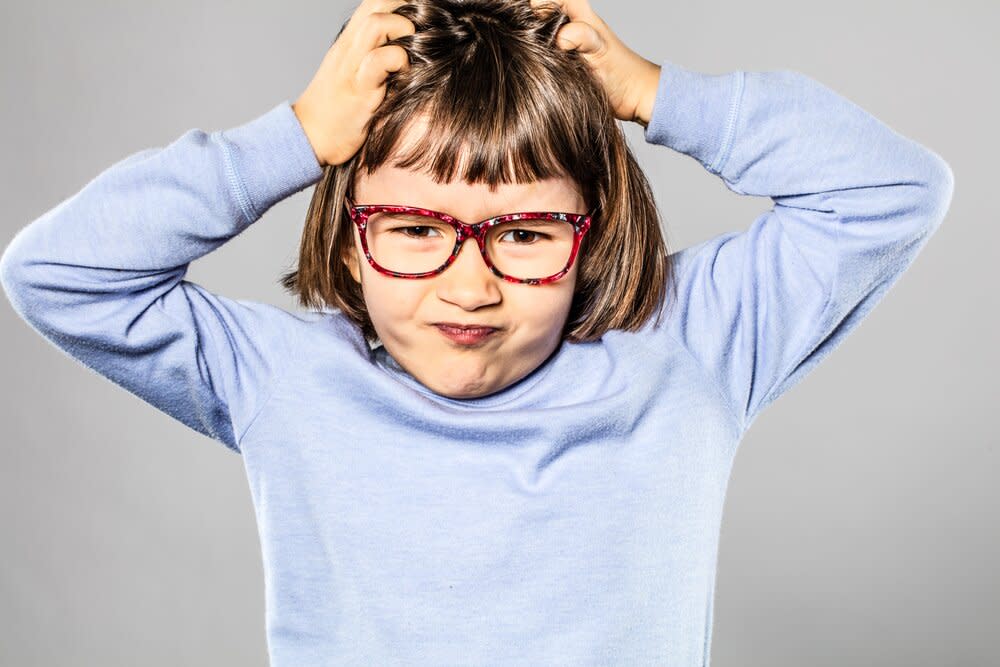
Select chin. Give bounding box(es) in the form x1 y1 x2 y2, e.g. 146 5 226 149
429 365 502 397
435 378 493 399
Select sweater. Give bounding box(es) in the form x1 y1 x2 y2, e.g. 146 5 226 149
0 59 953 666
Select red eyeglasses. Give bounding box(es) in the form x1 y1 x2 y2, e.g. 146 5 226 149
344 197 595 285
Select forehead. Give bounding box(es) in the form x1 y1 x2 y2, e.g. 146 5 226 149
353 114 586 217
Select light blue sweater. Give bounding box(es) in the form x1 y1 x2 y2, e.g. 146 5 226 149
0 60 953 666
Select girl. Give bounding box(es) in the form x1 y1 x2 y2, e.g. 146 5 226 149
0 0 953 665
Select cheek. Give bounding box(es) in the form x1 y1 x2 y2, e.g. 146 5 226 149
362 274 425 322
512 284 575 327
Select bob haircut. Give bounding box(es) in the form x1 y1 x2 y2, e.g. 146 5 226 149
280 0 677 345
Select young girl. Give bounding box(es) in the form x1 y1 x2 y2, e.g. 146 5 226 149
0 0 953 664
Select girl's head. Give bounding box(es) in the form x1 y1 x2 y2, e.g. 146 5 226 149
282 0 676 399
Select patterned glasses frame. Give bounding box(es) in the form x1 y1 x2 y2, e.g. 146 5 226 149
344 197 596 285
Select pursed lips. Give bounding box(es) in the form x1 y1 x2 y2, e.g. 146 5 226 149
434 322 500 332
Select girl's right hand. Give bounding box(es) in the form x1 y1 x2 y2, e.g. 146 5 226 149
292 0 415 168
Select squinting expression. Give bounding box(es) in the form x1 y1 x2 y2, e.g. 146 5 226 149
343 134 587 400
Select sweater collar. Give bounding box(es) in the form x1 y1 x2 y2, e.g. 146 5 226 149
371 340 563 409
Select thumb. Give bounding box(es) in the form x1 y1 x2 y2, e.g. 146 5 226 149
554 21 606 56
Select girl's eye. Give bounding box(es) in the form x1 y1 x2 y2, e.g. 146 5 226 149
392 226 443 239
498 229 549 244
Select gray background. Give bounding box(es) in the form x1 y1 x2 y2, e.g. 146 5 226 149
1 1 994 665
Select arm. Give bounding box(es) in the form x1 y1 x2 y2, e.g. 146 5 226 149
0 101 324 453
644 61 954 434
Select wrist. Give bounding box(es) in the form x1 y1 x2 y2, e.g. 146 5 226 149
291 100 327 168
220 101 326 221
634 62 661 127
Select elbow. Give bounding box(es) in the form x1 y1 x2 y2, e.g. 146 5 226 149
1 230 83 327
917 150 954 232
885 149 954 240
929 153 954 227
0 233 29 315
0 217 48 305
0 250 48 327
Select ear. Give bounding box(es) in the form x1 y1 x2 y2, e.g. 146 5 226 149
342 230 362 285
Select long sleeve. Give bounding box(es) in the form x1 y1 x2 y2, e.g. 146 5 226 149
0 101 325 453
644 61 954 434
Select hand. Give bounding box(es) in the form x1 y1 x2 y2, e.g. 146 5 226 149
292 0 415 167
529 0 661 127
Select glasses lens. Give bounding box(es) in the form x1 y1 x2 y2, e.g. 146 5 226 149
366 212 456 274
365 212 577 280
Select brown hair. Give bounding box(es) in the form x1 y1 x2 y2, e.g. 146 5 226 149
280 0 677 345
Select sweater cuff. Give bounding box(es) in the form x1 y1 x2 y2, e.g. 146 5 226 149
643 60 745 175
217 100 325 224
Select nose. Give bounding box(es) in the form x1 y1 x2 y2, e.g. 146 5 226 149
435 236 501 308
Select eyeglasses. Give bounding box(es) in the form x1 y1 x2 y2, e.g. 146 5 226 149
344 197 595 285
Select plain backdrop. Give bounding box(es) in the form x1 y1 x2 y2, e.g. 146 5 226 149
0 1 994 665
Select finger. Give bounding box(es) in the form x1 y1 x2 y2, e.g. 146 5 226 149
356 44 410 90
361 0 410 12
333 0 410 47
359 11 416 50
553 21 605 56
530 0 598 21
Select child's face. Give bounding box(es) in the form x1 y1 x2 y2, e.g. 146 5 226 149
346 150 586 400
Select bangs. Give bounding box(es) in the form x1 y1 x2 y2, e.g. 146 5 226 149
353 16 602 191
370 98 574 189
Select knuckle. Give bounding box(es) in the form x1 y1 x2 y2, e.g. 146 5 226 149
358 48 377 68
360 13 384 34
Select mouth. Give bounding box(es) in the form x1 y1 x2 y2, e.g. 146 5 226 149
434 322 500 333
434 323 499 345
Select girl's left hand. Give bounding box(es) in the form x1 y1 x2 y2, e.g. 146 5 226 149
529 0 661 127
